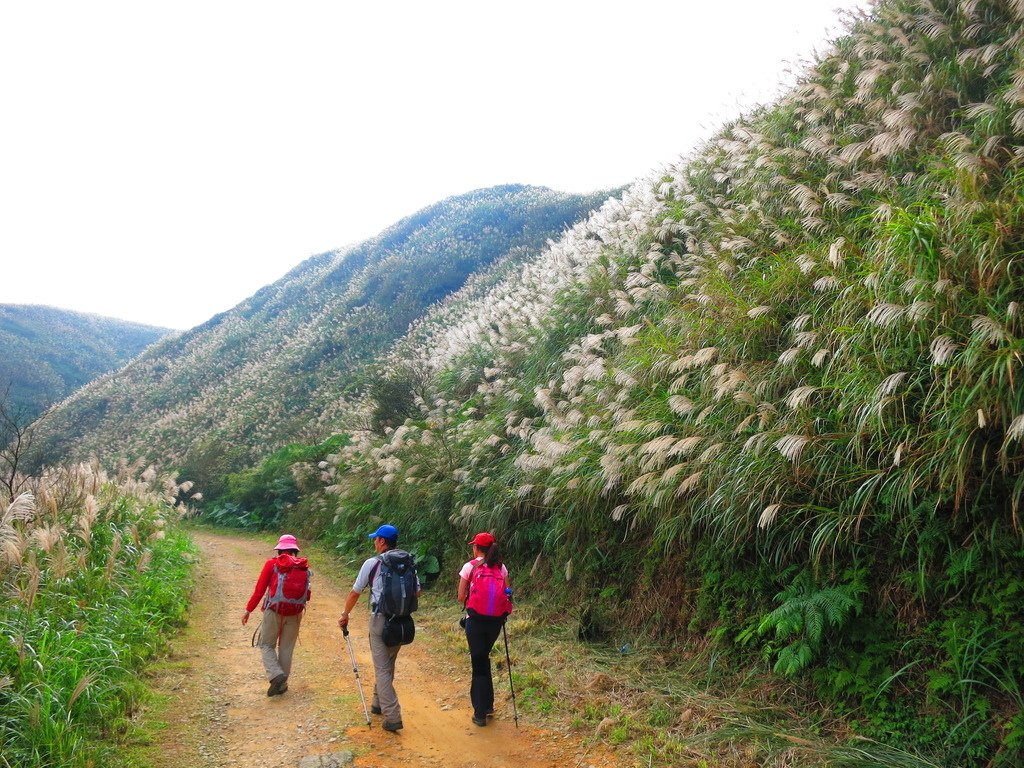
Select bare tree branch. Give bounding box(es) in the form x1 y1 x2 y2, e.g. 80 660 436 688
0 382 37 501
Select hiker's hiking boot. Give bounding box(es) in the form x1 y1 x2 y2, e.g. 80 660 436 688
267 674 287 696
370 705 382 715
472 715 487 727
382 720 403 732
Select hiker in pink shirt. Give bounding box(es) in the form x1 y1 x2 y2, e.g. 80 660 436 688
458 532 512 726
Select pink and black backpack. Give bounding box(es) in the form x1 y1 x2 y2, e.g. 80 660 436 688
465 562 513 618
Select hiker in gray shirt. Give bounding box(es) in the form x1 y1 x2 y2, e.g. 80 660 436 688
338 524 420 733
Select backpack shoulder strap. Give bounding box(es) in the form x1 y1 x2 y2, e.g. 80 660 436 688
369 554 383 584
463 559 483 607
367 554 387 612
264 563 285 610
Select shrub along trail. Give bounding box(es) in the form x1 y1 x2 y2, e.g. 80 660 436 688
143 530 620 768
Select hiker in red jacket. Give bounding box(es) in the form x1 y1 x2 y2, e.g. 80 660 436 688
242 534 312 696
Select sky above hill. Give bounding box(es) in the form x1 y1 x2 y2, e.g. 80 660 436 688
1 1 866 331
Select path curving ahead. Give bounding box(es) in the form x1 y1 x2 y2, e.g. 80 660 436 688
143 530 620 768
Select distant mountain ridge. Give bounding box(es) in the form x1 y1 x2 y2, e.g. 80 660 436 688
30 184 613 475
0 304 172 420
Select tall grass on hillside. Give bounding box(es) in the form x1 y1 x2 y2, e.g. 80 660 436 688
0 462 195 768
30 187 610 480
323 1 1024 764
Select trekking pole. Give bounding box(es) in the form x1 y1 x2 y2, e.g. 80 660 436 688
501 621 519 729
341 625 372 728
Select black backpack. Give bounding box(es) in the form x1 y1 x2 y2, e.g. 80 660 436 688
371 550 419 617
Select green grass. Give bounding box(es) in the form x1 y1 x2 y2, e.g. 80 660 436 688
0 469 197 768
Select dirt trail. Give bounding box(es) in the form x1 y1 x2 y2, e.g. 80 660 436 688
145 530 620 768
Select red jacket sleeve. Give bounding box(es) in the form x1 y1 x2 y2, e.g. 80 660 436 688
246 559 276 613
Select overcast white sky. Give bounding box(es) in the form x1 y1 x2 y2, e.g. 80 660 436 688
1 1 865 330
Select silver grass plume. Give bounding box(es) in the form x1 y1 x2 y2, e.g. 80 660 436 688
18 551 41 609
776 435 811 465
1 492 35 568
759 503 783 530
930 336 959 365
104 532 122 582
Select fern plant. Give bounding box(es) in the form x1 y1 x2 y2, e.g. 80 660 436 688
758 568 867 675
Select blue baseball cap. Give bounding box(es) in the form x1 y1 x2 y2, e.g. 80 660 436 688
368 524 398 540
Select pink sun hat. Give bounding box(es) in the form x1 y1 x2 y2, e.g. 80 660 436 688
274 534 300 551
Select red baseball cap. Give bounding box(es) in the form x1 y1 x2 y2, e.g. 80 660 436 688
468 532 495 547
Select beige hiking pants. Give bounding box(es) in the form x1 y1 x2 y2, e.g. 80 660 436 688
257 608 302 681
368 612 403 722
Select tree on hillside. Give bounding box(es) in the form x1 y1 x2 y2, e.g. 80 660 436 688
0 381 37 500
368 361 432 435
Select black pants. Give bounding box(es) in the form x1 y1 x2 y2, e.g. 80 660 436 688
465 614 503 718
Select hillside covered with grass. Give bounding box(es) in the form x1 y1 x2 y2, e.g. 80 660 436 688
29 185 612 486
0 304 171 421
20 0 1024 764
303 1 1023 764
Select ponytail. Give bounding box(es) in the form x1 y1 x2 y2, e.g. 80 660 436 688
479 543 503 568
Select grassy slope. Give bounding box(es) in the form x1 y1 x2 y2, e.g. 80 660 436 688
323 2 1024 764
28 185 612 479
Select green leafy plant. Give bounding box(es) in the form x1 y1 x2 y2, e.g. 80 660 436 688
0 464 196 767
757 569 867 675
